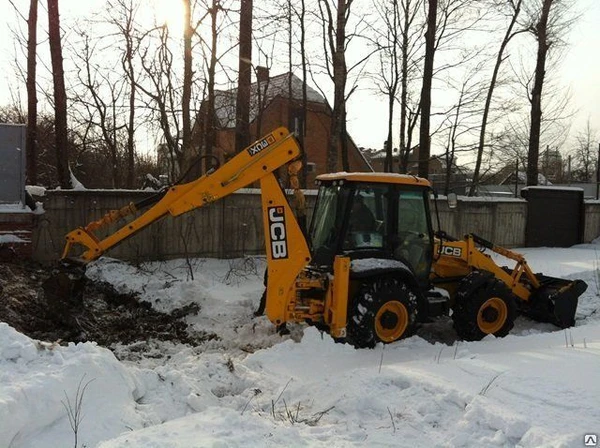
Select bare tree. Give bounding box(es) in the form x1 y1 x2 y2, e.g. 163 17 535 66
116 0 139 188
440 63 488 194
523 0 576 186
136 26 183 180
47 0 71 188
201 0 221 173
418 0 437 179
318 0 366 172
469 0 525 195
235 0 253 152
26 0 38 184
398 0 424 173
298 0 308 185
526 0 553 186
572 119 597 182
182 0 194 175
372 0 401 172
75 33 123 187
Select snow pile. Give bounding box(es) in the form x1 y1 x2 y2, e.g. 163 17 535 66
2 243 600 447
0 323 145 448
100 325 600 448
70 168 86 190
26 185 46 197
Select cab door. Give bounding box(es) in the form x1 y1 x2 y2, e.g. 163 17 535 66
393 188 434 288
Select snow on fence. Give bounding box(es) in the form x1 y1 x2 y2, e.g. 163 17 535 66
28 190 600 263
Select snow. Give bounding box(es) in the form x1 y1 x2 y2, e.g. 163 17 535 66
351 257 411 273
70 169 87 190
456 195 525 203
0 233 28 243
26 185 46 197
0 203 29 213
521 186 584 192
2 244 600 447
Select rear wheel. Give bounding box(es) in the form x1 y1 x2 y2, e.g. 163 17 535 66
346 276 418 348
452 271 517 341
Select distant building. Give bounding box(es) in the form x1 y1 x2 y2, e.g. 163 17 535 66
540 147 563 183
193 69 371 186
365 144 469 194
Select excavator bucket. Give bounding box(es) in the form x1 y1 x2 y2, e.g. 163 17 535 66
42 262 87 309
524 275 588 328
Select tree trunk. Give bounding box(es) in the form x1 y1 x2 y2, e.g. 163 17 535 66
300 0 308 187
418 0 437 179
328 0 349 172
124 18 136 189
26 0 38 185
398 0 409 173
470 0 522 196
235 0 252 153
527 0 553 187
204 0 218 174
385 95 394 172
182 0 193 177
47 0 71 188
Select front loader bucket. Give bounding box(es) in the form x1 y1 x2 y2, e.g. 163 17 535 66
524 275 588 328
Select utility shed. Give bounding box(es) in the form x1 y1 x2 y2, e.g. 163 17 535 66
0 123 26 205
521 186 584 247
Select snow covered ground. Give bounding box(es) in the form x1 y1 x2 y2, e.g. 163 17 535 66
2 244 600 448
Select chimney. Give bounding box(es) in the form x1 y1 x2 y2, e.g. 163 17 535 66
256 66 269 84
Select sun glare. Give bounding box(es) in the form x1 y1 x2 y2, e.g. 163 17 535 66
152 0 186 36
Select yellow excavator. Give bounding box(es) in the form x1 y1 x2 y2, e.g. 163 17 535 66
48 127 587 347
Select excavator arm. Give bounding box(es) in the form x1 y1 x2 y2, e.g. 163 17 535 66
59 127 311 324
62 127 307 262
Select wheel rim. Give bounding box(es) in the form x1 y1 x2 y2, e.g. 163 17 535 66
477 297 508 334
375 301 408 342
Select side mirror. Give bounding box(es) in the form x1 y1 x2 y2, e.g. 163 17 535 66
447 192 458 209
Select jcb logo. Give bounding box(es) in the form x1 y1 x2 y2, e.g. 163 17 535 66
248 134 275 156
441 246 462 257
268 206 288 259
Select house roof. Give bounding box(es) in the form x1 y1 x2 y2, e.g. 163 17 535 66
213 72 326 128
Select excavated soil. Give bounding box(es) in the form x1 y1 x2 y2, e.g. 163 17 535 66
0 260 216 350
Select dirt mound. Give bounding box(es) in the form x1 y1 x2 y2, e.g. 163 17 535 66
0 261 216 349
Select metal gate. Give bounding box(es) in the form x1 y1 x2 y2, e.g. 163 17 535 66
0 124 26 204
521 187 584 247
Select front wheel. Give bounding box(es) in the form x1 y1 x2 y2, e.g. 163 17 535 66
346 277 418 348
452 271 517 341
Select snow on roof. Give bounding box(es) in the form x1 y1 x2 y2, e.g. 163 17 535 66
0 233 29 243
214 72 326 128
521 186 584 192
456 195 525 203
0 203 30 213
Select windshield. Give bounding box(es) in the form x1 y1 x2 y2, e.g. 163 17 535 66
343 185 388 250
310 184 347 262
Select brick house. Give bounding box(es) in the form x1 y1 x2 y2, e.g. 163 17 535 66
193 69 371 185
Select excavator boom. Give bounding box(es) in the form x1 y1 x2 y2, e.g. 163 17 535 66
61 128 305 263
50 128 311 325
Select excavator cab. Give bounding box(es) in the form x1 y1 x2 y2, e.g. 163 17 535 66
309 174 434 288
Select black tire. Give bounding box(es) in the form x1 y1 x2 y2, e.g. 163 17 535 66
452 271 517 341
346 276 418 348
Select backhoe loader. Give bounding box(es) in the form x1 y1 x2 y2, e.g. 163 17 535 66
47 127 587 347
